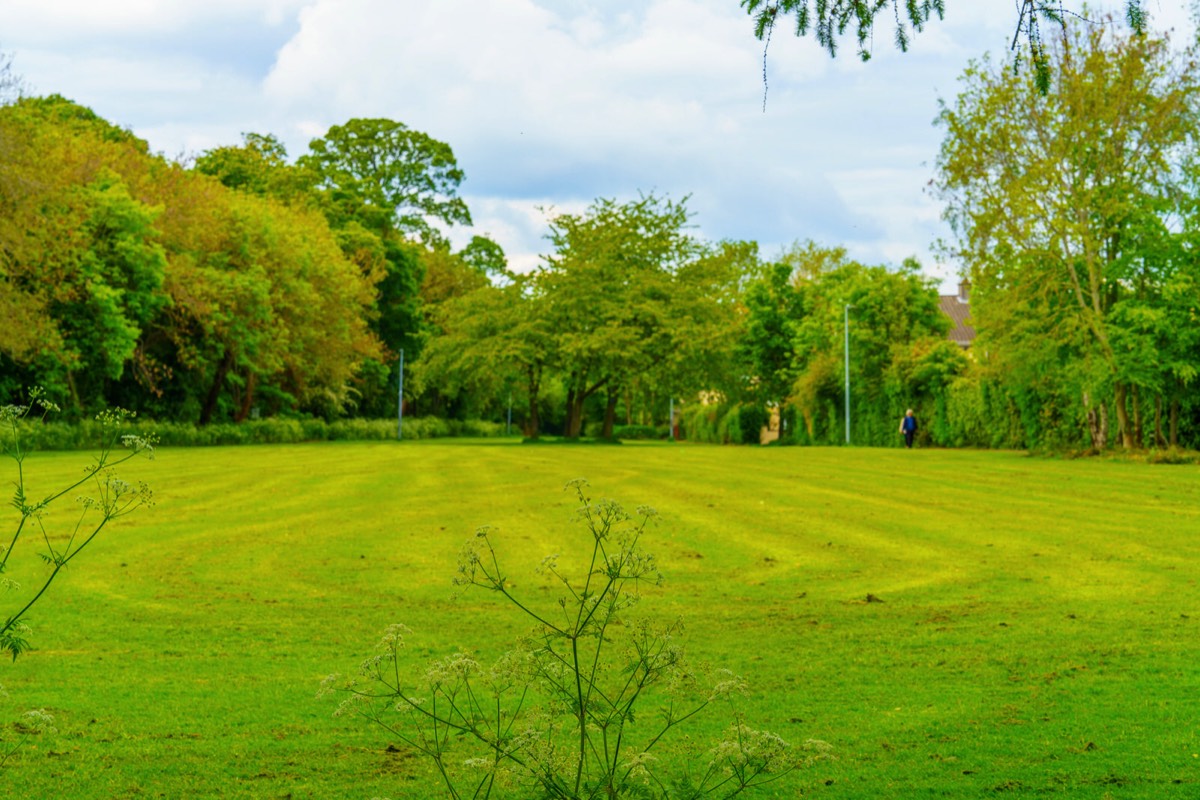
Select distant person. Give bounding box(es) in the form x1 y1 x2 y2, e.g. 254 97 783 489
899 409 918 449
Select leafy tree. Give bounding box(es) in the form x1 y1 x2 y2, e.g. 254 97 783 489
50 172 170 410
540 194 732 438
296 118 475 415
738 241 949 445
934 21 1200 448
417 273 554 437
409 243 500 418
298 118 471 245
193 132 315 202
456 234 510 281
150 175 381 423
0 97 169 413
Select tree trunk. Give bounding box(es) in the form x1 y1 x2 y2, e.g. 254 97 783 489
524 367 540 439
234 372 257 423
1131 384 1143 448
65 371 82 414
1099 401 1108 449
1154 395 1167 449
564 384 578 438
601 386 620 439
1113 382 1133 449
567 392 586 438
199 348 235 426
1084 391 1104 450
1170 397 1179 448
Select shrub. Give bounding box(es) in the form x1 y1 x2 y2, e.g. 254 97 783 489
612 423 667 440
0 390 155 764
11 416 513 451
737 404 769 445
716 406 744 444
323 480 811 798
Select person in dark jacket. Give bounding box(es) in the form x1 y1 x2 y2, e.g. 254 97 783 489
899 409 918 449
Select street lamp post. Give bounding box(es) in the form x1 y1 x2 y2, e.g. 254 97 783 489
844 304 853 445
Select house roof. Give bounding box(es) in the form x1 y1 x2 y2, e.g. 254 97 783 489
939 293 975 348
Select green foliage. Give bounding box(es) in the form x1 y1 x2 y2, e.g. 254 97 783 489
741 1 1147 90
680 403 723 444
298 117 471 245
540 194 740 438
736 404 769 445
935 20 1200 450
326 480 797 799
612 424 669 441
0 97 386 424
742 0 946 61
6 416 510 451
582 422 669 440
680 402 770 445
737 242 954 448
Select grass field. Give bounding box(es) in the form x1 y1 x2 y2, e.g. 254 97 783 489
2 440 1198 799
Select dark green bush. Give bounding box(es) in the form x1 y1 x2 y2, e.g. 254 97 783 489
738 404 769 445
14 416 512 451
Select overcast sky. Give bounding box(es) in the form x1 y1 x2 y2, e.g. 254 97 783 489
1 1 1194 289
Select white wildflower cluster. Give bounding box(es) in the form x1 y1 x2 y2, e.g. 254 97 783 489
121 432 159 458
586 497 631 539
377 624 412 654
708 669 748 701
21 709 57 736
454 529 492 586
393 695 426 715
800 738 835 765
333 692 372 719
315 673 342 699
485 647 535 690
94 408 135 427
424 652 479 687
620 750 659 783
0 404 26 424
709 722 791 773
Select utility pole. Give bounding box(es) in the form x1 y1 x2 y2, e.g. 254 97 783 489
844 305 853 445
397 348 404 440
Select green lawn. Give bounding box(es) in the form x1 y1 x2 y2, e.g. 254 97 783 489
3 440 1198 798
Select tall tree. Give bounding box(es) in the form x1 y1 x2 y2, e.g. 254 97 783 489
298 118 471 245
540 195 712 438
296 118 475 415
194 133 315 202
935 21 1200 448
417 274 553 436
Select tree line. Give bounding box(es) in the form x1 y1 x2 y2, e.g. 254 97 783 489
2 18 1199 450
